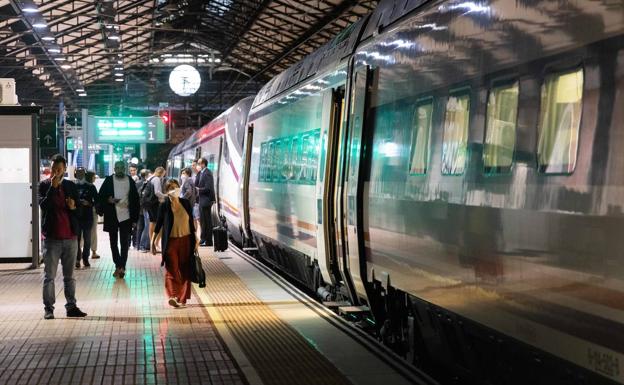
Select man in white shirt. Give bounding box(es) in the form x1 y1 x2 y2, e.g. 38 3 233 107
97 161 140 278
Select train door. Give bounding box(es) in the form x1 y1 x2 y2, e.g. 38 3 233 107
240 123 254 244
342 65 376 305
316 86 345 287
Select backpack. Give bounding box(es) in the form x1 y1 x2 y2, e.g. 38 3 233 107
140 177 159 209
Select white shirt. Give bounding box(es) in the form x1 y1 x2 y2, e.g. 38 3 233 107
151 176 167 202
113 176 131 222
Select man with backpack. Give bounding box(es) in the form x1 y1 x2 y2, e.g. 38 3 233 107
142 166 166 252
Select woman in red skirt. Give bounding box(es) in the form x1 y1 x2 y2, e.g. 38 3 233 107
151 179 198 307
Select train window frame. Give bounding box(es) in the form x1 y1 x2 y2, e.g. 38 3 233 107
267 141 275 182
259 142 267 182
408 96 434 176
483 79 520 175
281 137 291 182
536 67 584 175
291 135 301 184
441 87 471 176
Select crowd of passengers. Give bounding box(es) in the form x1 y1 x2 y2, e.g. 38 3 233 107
38 154 216 320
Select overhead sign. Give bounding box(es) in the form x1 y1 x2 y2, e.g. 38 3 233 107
90 116 166 143
39 113 58 149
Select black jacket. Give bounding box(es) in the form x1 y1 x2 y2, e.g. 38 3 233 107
196 168 215 207
154 197 196 266
97 174 140 232
75 181 98 222
38 178 80 238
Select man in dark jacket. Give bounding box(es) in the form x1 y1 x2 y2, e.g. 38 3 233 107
98 161 140 279
195 157 215 246
38 154 87 320
74 167 98 269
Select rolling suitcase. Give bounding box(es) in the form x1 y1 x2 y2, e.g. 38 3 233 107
213 225 228 252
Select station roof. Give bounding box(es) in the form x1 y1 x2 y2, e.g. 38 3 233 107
0 0 377 118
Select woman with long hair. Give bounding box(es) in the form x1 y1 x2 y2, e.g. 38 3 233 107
151 179 198 307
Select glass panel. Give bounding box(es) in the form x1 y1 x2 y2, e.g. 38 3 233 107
484 82 519 173
301 134 310 182
275 140 283 182
442 92 471 175
409 100 433 175
267 142 274 181
281 137 291 181
537 68 583 174
259 142 267 181
290 137 300 182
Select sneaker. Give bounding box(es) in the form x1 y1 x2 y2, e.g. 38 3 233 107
177 302 187 308
44 310 54 320
91 253 100 259
66 307 87 318
168 297 180 308
83 261 91 268
75 262 80 269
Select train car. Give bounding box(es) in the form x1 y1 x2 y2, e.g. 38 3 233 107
239 0 624 384
167 97 253 245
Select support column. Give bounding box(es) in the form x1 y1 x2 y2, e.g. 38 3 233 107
81 108 88 169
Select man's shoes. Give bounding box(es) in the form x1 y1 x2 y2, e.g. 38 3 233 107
112 268 120 278
44 310 54 320
66 307 87 318
140 249 149 253
83 260 91 268
91 253 100 259
199 242 208 247
75 262 80 269
119 268 125 279
168 297 180 308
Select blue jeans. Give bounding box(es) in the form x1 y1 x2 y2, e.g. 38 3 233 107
77 220 93 262
141 210 150 250
43 239 78 312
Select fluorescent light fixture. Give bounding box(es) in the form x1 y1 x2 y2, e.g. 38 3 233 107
61 64 71 69
32 22 47 28
55 57 66 61
117 60 123 64
42 36 54 41
215 58 221 63
76 88 84 92
48 47 61 53
22 7 38 13
114 67 123 70
115 78 124 82
78 93 87 97
108 35 120 41
114 73 124 77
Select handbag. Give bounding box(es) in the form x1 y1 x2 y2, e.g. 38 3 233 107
190 250 206 288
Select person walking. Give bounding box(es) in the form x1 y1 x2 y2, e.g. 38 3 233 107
98 161 140 278
195 158 215 246
38 154 87 320
146 167 167 251
74 167 98 268
85 171 100 259
152 179 198 307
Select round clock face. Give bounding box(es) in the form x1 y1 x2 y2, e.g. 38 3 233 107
169 65 201 96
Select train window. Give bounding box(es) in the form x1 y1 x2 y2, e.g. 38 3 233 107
281 137 291 181
275 140 285 182
484 81 519 174
267 142 275 181
442 91 471 175
291 136 301 182
259 142 267 181
309 130 320 183
301 134 310 182
409 98 433 175
537 68 583 174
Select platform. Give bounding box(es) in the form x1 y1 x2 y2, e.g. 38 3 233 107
0 227 432 385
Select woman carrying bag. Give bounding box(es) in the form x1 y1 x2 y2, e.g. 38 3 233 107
151 179 199 308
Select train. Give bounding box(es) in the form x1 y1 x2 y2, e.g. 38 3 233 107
167 0 624 384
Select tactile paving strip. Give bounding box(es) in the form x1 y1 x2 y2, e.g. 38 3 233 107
198 255 353 385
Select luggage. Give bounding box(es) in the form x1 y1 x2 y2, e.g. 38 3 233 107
213 225 228 252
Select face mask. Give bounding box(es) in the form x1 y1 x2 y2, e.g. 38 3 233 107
181 175 188 183
167 188 181 199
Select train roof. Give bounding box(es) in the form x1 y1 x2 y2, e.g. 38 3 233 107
251 15 369 109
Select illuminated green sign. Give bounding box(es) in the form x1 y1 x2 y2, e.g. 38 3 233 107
91 116 166 143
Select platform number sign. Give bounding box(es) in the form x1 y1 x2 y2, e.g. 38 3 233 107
91 116 166 144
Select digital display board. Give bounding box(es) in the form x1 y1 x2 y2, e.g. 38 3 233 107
91 116 166 143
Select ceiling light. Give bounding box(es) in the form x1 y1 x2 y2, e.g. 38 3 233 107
115 78 124 82
108 35 120 41
61 64 71 69
78 93 87 97
55 57 66 61
76 88 84 92
22 7 38 13
42 36 54 41
114 67 123 71
117 60 122 64
32 22 47 28
48 47 61 54
114 73 123 77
